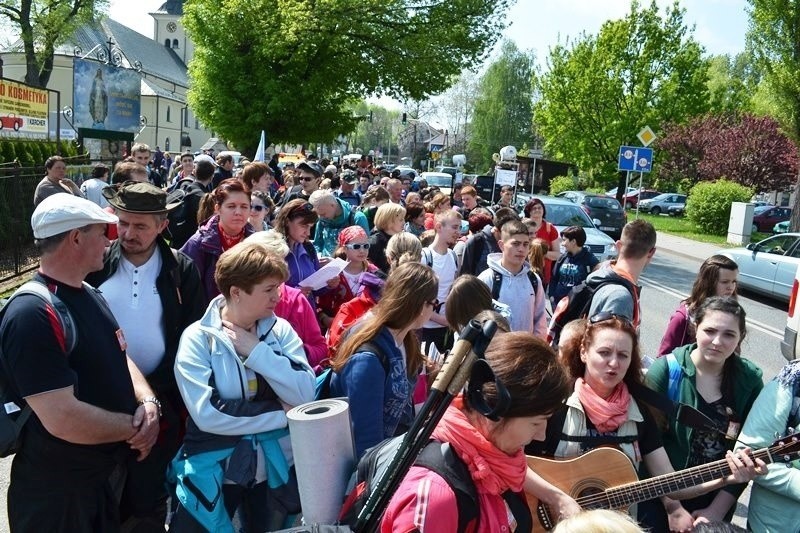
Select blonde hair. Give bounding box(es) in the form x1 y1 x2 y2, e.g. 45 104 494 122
552 510 645 533
374 203 406 232
245 230 290 258
529 237 549 276
385 232 422 270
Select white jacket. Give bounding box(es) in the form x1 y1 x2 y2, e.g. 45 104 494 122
478 253 547 338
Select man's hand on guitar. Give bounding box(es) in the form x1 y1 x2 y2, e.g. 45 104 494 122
722 447 766 485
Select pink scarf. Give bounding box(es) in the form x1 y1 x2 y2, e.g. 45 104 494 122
431 397 528 531
575 377 631 433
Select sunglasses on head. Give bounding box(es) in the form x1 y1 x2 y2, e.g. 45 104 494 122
250 205 265 212
290 203 314 216
345 243 370 250
589 311 632 327
427 299 444 313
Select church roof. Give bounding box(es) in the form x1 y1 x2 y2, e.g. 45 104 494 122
65 18 189 90
154 1 185 15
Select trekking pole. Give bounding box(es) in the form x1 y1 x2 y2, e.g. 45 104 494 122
353 319 497 533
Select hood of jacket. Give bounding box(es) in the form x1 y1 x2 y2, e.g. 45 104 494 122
318 198 354 228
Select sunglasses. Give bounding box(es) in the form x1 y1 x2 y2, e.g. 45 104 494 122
589 311 632 327
290 203 314 216
427 299 444 313
345 243 370 250
250 205 265 212
300 176 317 182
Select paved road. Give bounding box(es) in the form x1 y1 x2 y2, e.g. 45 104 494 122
0 244 789 531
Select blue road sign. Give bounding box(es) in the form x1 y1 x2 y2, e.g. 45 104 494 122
617 146 653 173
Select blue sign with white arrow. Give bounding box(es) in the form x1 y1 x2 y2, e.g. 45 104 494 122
617 146 653 173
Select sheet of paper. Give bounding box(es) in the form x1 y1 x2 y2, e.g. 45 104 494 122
298 258 349 290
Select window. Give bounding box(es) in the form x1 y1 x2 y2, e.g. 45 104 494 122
164 39 171 47
166 106 171 122
194 117 199 129
165 138 171 151
173 39 179 49
183 109 189 127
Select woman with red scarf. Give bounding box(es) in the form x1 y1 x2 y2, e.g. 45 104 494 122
180 178 254 304
526 314 763 533
381 332 572 532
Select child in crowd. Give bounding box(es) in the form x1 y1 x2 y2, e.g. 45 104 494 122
547 225 599 306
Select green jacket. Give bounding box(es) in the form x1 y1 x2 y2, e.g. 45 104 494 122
645 344 764 498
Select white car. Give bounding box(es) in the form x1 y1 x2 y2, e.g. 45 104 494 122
717 233 800 303
417 172 455 195
782 261 800 361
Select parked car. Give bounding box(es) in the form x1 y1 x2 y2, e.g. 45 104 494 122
638 193 687 215
395 166 418 180
781 261 800 360
556 191 626 239
619 189 660 209
717 233 800 303
668 203 685 217
775 220 791 234
606 186 637 197
417 171 454 195
752 205 791 233
522 196 619 262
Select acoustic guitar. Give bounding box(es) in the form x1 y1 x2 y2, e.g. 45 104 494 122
525 435 800 532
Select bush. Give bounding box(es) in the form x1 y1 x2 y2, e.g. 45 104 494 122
686 179 754 235
548 175 576 196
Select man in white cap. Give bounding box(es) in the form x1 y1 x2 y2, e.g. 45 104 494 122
0 194 160 532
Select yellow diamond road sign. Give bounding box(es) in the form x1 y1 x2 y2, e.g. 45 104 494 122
637 126 656 147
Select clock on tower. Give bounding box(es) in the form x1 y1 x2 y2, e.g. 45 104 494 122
167 21 177 32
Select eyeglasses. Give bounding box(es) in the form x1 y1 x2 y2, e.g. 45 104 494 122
250 205 265 212
589 311 632 327
345 243 370 250
427 299 444 313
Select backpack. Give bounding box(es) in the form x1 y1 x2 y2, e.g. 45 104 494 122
490 269 538 301
167 182 206 249
422 247 459 271
546 274 637 347
338 437 479 532
0 280 79 457
315 342 388 400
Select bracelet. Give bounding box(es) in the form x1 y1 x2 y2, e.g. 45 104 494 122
138 396 162 418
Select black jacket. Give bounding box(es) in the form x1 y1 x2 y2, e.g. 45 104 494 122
86 236 205 395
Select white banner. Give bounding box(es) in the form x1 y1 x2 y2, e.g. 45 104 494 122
495 168 516 186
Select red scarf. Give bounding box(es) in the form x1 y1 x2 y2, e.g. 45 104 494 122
575 377 631 433
219 225 244 251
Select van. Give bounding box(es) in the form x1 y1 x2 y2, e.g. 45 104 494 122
781 263 800 360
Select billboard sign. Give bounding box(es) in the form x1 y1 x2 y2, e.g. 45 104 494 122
73 58 141 133
0 78 49 139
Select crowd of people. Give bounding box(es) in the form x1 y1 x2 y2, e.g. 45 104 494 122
1 145 797 532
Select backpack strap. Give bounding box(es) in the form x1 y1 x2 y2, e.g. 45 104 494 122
347 209 356 226
526 270 538 293
302 241 319 265
357 341 389 374
414 440 479 532
491 270 502 300
9 281 77 354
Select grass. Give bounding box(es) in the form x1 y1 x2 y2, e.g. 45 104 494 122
628 212 771 246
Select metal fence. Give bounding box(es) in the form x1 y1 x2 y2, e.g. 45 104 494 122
0 160 119 283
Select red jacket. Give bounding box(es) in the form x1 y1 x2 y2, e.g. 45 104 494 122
326 290 378 362
275 283 327 369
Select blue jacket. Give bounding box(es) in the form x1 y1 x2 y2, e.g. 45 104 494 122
329 326 416 458
313 198 369 257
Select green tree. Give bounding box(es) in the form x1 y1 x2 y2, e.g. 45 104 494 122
0 0 107 88
467 40 535 173
707 54 753 115
184 0 510 152
534 0 709 184
747 0 800 230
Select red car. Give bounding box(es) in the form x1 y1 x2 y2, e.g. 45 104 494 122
0 114 23 131
618 189 660 209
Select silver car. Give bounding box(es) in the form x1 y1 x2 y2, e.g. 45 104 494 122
524 196 619 262
717 233 800 302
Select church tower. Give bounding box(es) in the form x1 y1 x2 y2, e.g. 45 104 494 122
150 0 193 66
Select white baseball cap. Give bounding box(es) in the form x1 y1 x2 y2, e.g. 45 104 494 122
32 194 118 239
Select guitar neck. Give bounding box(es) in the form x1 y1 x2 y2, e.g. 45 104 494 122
583 447 772 510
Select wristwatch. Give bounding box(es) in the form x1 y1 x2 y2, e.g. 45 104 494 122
138 396 162 418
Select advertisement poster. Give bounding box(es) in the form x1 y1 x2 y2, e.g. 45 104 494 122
0 78 49 139
73 58 141 133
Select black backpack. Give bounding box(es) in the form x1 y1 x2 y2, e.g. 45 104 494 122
490 269 538 300
546 273 637 346
338 438 479 532
0 281 80 457
167 182 206 249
